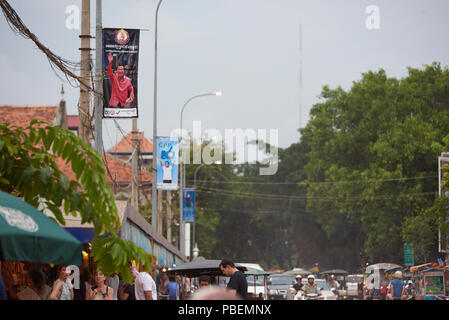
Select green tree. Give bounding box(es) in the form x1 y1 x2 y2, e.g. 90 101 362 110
303 63 449 265
0 121 150 282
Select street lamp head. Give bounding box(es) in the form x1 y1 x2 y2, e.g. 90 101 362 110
215 91 222 96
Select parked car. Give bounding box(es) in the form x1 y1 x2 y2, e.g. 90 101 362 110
267 274 296 300
345 274 364 299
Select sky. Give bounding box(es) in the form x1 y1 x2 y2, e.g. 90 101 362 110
1 0 449 157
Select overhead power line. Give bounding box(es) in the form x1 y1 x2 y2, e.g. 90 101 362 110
199 208 404 220
196 186 435 202
189 175 438 186
0 0 98 94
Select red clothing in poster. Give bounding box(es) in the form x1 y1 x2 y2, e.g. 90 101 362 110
107 59 134 107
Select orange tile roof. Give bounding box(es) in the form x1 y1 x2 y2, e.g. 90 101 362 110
109 131 153 153
0 105 57 127
1 105 152 185
67 115 79 128
102 154 152 184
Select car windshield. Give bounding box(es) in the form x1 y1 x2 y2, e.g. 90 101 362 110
268 275 295 285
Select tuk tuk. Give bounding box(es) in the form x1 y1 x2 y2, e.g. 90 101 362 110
167 258 247 299
238 263 270 300
364 263 401 300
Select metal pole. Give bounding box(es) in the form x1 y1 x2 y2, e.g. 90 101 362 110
438 154 449 253
439 156 442 253
152 0 163 231
131 119 139 210
94 0 103 154
179 93 221 255
192 163 205 258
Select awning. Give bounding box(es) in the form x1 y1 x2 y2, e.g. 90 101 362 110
64 227 94 243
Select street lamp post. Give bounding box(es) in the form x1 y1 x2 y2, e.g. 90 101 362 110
179 92 221 256
152 0 163 232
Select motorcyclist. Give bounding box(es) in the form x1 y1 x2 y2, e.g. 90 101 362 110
302 275 321 296
293 275 303 293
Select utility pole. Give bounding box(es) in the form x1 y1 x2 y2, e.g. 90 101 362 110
94 0 103 154
79 0 92 144
157 190 163 235
166 191 173 243
131 120 139 210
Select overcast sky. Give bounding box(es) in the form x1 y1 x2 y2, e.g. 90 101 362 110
1 0 449 155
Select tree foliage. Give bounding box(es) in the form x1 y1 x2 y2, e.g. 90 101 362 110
192 62 449 271
0 121 150 283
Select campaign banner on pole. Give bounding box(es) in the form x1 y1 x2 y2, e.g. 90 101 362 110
183 188 195 222
156 136 179 190
102 28 140 118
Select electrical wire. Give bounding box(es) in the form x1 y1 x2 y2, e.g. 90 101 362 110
0 0 99 94
189 175 438 186
200 207 404 219
195 186 435 202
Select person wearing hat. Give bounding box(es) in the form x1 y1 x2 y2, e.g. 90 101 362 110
303 275 321 296
293 275 303 293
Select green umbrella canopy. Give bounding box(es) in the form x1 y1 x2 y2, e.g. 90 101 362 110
0 191 82 266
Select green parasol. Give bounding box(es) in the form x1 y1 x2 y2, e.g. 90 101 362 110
0 191 82 265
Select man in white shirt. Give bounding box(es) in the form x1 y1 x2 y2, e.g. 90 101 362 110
132 264 157 300
159 158 175 183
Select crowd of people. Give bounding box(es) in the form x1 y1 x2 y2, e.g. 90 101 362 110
288 271 413 300
0 262 157 301
0 259 249 301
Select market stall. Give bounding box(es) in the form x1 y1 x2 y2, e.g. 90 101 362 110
410 263 449 300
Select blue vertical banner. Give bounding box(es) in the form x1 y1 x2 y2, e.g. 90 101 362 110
156 136 179 190
183 188 195 222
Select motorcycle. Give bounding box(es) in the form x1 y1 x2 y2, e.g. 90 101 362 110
294 290 322 300
331 288 348 300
